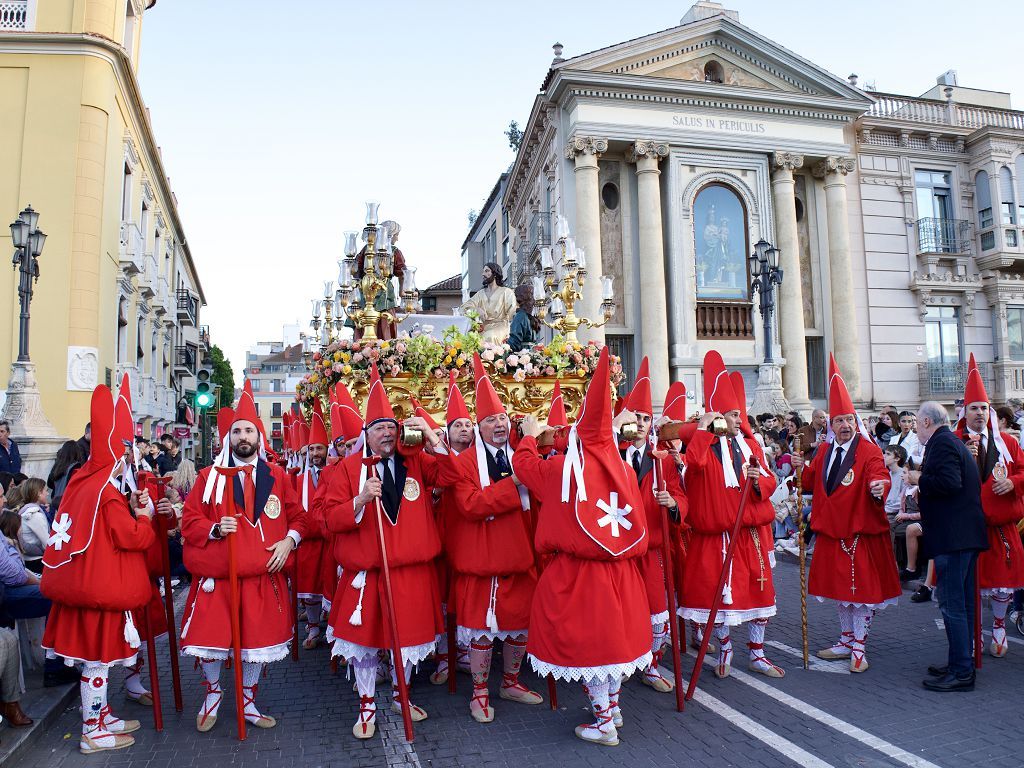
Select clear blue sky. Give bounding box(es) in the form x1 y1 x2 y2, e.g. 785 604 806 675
137 0 1024 382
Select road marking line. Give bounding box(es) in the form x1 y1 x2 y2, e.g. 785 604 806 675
934 618 1024 647
686 682 838 768
376 695 422 768
765 640 850 675
685 650 943 768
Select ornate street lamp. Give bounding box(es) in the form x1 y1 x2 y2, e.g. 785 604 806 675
748 238 783 364
9 204 46 363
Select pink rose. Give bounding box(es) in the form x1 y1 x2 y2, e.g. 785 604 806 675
495 359 507 370
391 366 401 377
482 350 495 362
545 366 555 376
507 355 520 367
513 369 526 382
396 343 407 354
352 352 364 363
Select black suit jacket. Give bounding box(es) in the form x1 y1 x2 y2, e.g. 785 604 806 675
917 425 988 558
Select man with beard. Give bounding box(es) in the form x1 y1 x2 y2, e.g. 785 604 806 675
296 400 331 649
324 363 449 740
448 355 542 723
180 381 306 733
793 355 898 673
460 262 517 343
620 357 685 693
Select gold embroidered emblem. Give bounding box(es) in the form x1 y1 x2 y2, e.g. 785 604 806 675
993 463 1008 482
264 494 282 519
403 477 420 501
841 469 855 487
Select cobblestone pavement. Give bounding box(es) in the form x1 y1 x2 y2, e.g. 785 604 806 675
10 560 1022 768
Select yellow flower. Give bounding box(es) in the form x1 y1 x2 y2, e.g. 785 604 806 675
381 341 391 351
444 355 453 365
576 367 587 377
456 355 466 366
333 351 343 362
311 373 319 383
342 364 352 375
448 347 457 357
454 340 462 350
340 352 351 362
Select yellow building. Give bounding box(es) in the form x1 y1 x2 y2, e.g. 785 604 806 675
0 0 206 460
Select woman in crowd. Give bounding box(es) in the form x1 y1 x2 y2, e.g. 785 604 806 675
13 477 49 575
996 405 1020 440
46 440 86 524
873 411 896 449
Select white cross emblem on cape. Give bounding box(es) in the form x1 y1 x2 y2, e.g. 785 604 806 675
596 492 633 538
48 513 72 551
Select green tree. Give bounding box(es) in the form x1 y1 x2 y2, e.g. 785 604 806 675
505 120 524 153
208 344 235 408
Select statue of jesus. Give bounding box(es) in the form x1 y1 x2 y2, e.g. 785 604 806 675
460 262 517 343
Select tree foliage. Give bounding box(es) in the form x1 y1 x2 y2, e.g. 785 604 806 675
505 120 524 153
207 344 235 408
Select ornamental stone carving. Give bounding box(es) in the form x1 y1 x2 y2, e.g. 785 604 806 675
771 151 804 171
812 156 856 178
625 140 669 164
564 135 608 161
67 346 100 392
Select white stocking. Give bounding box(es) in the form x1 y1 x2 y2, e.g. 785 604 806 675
714 623 732 671
125 648 149 696
304 599 321 637
389 655 413 701
353 656 378 700
241 662 266 721
850 606 873 667
608 675 622 717
581 676 612 729
198 659 223 726
992 593 1011 647
81 663 109 733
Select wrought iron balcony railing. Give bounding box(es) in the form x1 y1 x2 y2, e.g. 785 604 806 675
917 217 970 255
918 360 991 397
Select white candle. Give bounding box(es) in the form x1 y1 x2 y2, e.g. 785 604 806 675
600 274 614 300
540 246 553 270
576 246 586 270
532 275 545 301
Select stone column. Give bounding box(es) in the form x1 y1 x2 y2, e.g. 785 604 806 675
626 140 671 406
814 156 862 399
565 135 608 344
771 152 811 413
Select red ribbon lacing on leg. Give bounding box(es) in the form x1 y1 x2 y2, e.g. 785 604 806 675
198 680 222 728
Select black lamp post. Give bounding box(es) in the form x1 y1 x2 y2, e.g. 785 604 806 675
9 205 46 363
748 238 783 365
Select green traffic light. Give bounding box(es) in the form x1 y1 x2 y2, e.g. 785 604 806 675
196 391 214 408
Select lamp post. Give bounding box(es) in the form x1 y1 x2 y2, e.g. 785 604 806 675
748 238 783 364
9 204 46 362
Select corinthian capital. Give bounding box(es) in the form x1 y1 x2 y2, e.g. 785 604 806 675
625 140 670 164
564 135 608 160
812 156 856 178
771 151 804 171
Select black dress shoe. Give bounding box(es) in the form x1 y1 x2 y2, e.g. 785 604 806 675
910 585 932 603
926 664 948 677
923 672 975 692
899 568 920 582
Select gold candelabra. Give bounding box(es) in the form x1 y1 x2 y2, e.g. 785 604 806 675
533 215 615 344
333 202 420 342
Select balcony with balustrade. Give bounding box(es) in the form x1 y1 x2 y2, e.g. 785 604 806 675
515 211 552 283
137 253 158 298
0 1 33 30
865 92 1024 132
918 360 992 400
695 302 754 340
119 221 145 275
174 345 197 377
177 289 199 326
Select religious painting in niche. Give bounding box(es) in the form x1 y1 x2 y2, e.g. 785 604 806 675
693 183 748 300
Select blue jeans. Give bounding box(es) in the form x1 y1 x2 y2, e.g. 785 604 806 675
933 550 978 678
3 583 51 620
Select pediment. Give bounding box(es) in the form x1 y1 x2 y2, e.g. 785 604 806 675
555 14 865 102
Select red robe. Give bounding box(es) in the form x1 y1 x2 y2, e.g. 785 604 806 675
625 445 686 622
179 459 306 660
449 445 536 637
324 447 447 661
804 435 900 606
512 436 651 678
677 430 777 625
42 485 156 665
137 514 170 642
312 462 343 608
296 468 330 598
955 427 1024 591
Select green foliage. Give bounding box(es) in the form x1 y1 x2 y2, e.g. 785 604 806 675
404 334 444 378
208 345 235 408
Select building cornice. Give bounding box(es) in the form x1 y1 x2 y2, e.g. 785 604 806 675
0 31 206 304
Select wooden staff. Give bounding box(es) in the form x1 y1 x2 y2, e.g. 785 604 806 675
651 448 685 712
365 457 415 742
140 604 164 731
446 572 457 695
146 475 184 710
685 463 755 702
214 465 247 741
792 436 809 670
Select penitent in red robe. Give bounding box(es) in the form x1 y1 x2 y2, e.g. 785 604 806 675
179 459 306 661
955 426 1024 593
677 430 777 626
804 435 900 607
324 447 446 665
449 445 536 642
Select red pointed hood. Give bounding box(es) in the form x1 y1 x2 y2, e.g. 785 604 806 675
411 397 442 432
473 353 505 421
661 381 687 423
309 398 330 447
295 420 310 450
573 345 614 447
703 351 740 414
217 407 235 442
625 356 652 416
364 362 396 427
963 352 988 406
446 370 471 425
729 371 754 439
114 373 135 449
547 380 568 428
827 353 856 418
234 380 260 427
334 382 364 440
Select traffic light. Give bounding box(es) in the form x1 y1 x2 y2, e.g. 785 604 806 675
195 365 214 410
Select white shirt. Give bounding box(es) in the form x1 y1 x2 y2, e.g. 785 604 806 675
484 440 511 466
211 454 301 546
625 444 644 471
827 437 855 478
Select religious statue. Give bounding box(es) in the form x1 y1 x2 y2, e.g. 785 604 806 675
354 219 406 341
508 283 541 351
460 262 517 343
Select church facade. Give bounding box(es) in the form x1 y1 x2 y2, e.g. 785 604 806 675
505 2 1024 413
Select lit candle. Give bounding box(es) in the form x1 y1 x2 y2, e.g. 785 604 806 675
540 246 553 270
600 274 614 300
532 274 545 301
365 201 380 226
